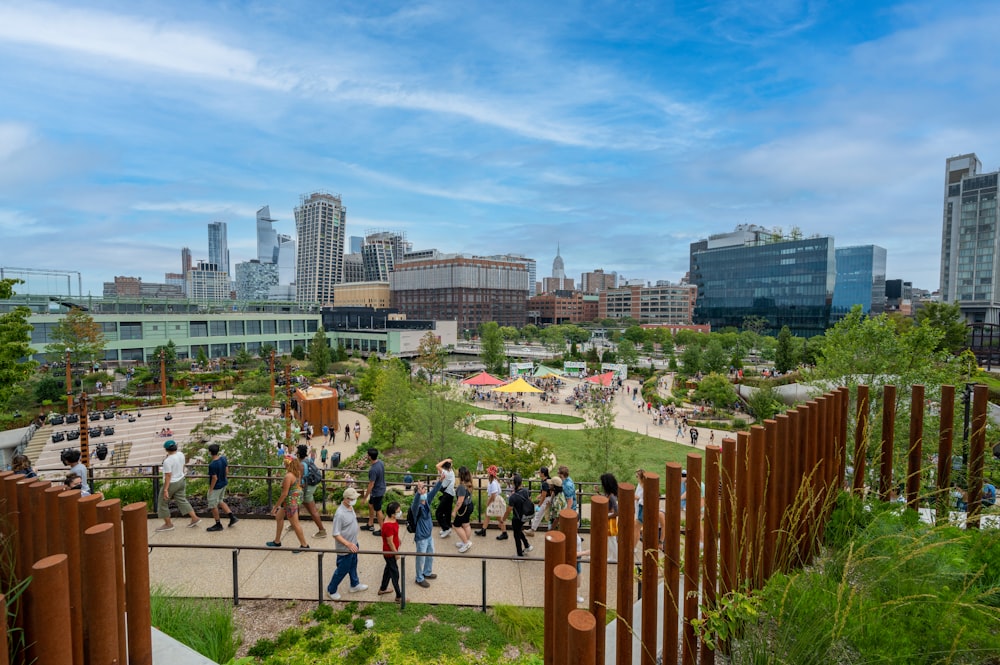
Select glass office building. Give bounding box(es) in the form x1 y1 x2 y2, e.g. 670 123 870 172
832 245 887 320
690 227 835 337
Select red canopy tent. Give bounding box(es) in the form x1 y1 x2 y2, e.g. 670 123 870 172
584 371 615 387
461 371 505 386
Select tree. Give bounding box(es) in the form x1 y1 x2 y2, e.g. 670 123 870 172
623 326 648 345
674 329 700 348
499 326 520 342
692 373 738 410
45 308 105 366
415 331 447 379
651 327 675 356
413 385 463 460
520 324 539 342
35 376 64 404
258 343 275 360
308 327 331 375
540 326 567 355
581 390 637 480
703 339 729 374
742 315 769 337
291 345 306 360
370 358 413 449
745 383 783 423
234 348 254 369
152 340 179 381
478 425 554 478
681 344 702 376
357 355 384 403
191 394 284 493
615 339 638 368
0 279 35 407
562 325 591 345
915 302 968 354
196 347 210 368
774 326 797 374
480 322 507 376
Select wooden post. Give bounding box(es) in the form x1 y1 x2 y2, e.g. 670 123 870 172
967 385 988 529
640 474 659 665
82 523 120 664
906 385 925 510
852 385 870 495
879 386 897 501
663 462 683 665
28 555 73 665
936 386 955 522
701 446 721 665
97 499 127 665
553 564 577 665
123 502 153 665
682 454 702 665
544 531 567 665
589 495 609 664
567 610 597 665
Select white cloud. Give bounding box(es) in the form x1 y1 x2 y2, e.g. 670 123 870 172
0 2 293 89
132 201 259 219
0 208 52 236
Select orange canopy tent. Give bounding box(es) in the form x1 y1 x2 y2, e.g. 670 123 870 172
584 371 615 387
490 377 544 393
460 371 505 386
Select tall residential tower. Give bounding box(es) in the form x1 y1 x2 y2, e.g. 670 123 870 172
207 221 230 276
294 192 346 305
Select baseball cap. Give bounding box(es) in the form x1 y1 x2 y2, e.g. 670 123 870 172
343 487 360 501
163 440 177 450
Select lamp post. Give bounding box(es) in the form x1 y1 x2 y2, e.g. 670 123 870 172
509 412 517 451
270 350 276 405
65 349 73 413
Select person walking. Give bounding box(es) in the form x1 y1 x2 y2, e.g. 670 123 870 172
362 448 386 536
435 458 456 538
295 444 328 538
266 455 310 550
452 467 474 553
377 501 402 602
477 465 506 538
410 479 441 588
322 424 330 444
326 487 368 600
60 449 90 495
526 466 553 536
600 473 620 562
205 443 238 532
320 445 329 468
558 465 576 512
155 440 200 532
344 424 351 442
507 474 533 557
354 420 361 442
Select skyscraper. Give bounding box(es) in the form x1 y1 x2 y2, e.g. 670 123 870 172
940 153 1000 323
832 245 887 320
552 243 566 280
362 231 407 281
207 221 230 277
256 206 279 263
294 192 346 305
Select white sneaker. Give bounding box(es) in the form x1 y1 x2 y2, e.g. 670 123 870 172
577 596 584 604
459 542 472 553
440 529 451 538
454 540 463 547
348 584 368 593
525 545 533 553
326 590 341 601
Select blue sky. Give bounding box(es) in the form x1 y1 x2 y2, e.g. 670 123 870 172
2 0 1000 296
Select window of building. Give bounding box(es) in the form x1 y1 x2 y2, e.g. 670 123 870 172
263 320 277 334
230 320 244 336
211 343 228 358
120 348 144 362
246 320 262 335
210 321 227 336
278 320 291 334
190 321 209 337
119 322 143 340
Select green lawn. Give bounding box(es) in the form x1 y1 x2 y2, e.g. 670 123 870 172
466 406 585 425
475 420 699 477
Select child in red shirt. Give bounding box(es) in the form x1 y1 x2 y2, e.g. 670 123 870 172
378 501 402 601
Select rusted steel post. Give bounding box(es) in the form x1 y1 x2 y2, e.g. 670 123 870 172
640 473 659 665
663 462 682 665
122 501 153 665
735 430 750 585
747 425 765 586
58 489 84 665
838 387 850 490
618 482 635 565
0 593 8 665
559 508 579 568
773 414 791 569
97 498 127 665
28 480 52 562
906 385 925 510
791 406 807 511
879 385 897 501
553 564 577 665
0 470 13 514
615 483 635 665
82 523 120 664
15 478 35 580
567 609 597 665
719 440 736 598
28 554 73 665
77 493 102 536
589 495 609 664
762 421 778 580
682 454 702 665
702 446 721 665
543 531 567 665
967 385 988 530
815 397 829 502
852 385 870 495
44 485 66 557
936 386 956 522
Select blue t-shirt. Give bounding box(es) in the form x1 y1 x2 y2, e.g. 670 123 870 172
208 456 228 489
562 477 575 506
369 460 386 498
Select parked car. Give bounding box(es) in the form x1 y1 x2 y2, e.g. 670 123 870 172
51 431 66 443
89 427 102 437
65 413 79 424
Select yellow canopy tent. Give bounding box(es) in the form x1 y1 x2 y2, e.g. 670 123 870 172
491 377 544 393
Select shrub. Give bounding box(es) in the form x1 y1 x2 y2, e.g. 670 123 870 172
149 589 239 663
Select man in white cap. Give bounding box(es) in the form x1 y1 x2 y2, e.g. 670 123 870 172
326 487 368 600
155 439 200 532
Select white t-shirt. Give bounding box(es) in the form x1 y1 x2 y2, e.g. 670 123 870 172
635 483 644 507
163 451 186 481
441 469 456 496
488 478 501 497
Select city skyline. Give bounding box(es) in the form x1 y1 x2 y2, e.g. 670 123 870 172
3 1 1000 296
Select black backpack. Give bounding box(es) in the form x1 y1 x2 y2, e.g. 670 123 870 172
406 506 418 534
509 489 533 522
303 459 323 486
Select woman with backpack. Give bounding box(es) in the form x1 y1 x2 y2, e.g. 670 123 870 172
507 474 533 557
294 444 328 539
